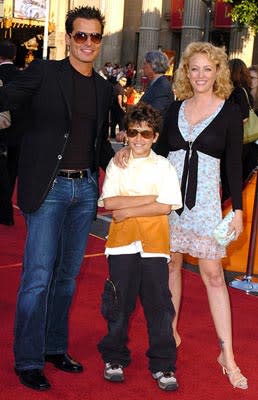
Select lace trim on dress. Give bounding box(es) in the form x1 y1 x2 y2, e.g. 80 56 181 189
170 225 226 260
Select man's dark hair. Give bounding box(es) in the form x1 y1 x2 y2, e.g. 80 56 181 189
0 39 17 60
124 102 162 133
65 6 105 35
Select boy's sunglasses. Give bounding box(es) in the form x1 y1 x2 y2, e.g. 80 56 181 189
127 128 154 139
69 31 102 44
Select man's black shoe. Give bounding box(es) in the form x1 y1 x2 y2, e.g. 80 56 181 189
45 353 83 373
15 368 51 391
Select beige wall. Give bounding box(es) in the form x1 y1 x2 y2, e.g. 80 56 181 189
69 0 99 7
229 27 255 67
11 0 255 70
48 0 68 60
57 0 258 72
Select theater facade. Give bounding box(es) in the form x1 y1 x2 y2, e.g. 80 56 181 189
0 0 257 72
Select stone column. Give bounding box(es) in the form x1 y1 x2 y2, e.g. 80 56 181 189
120 0 142 67
159 0 172 51
136 0 163 83
229 27 255 67
97 0 125 71
181 0 206 52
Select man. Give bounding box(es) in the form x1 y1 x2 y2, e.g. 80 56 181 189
110 75 127 138
116 51 173 143
0 39 24 226
140 50 174 120
0 6 114 391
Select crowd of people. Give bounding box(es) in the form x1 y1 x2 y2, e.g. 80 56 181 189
99 61 136 86
0 3 257 394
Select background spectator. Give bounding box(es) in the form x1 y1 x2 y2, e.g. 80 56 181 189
140 50 174 121
110 76 127 138
0 39 25 226
249 65 258 115
225 59 257 196
124 62 136 86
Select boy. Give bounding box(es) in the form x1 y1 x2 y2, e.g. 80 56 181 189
97 103 182 391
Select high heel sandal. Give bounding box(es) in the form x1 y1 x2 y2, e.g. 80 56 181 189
217 359 248 389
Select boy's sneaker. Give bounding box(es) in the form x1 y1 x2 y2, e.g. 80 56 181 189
104 363 124 382
152 371 178 391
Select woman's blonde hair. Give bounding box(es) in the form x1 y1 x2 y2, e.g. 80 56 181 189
173 42 232 100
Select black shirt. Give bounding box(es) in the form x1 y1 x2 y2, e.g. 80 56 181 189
60 67 97 170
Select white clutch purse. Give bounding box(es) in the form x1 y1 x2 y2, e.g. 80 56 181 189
213 211 236 246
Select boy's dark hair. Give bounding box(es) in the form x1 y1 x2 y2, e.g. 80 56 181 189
65 6 105 35
0 39 17 60
124 102 162 133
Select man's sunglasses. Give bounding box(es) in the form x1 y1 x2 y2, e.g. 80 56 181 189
69 31 102 44
127 128 155 139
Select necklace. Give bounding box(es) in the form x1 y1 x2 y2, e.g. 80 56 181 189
185 95 218 127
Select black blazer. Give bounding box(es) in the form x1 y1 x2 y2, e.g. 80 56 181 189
0 58 114 213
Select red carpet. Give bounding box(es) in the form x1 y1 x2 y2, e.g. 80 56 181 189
0 207 257 399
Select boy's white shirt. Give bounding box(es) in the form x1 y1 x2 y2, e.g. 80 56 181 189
98 149 182 258
98 150 182 208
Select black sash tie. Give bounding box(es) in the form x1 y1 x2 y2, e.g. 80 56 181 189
176 141 199 215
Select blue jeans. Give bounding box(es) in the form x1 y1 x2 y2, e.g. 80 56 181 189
14 173 98 370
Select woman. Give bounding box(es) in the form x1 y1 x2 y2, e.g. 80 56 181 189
156 42 247 389
228 59 257 186
249 65 258 115
228 58 252 121
248 65 258 168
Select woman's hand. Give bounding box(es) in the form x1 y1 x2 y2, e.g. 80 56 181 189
229 209 243 240
113 146 130 168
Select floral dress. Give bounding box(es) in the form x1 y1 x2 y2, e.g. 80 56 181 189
168 101 226 259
